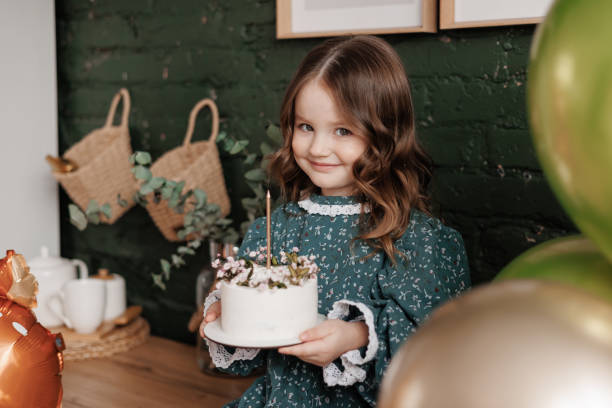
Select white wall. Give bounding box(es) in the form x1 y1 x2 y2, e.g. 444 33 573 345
455 0 554 22
0 1 59 260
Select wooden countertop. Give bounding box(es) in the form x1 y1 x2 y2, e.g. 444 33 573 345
61 336 256 408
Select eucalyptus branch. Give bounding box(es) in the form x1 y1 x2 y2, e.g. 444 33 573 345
68 199 112 230
128 151 239 290
67 124 283 290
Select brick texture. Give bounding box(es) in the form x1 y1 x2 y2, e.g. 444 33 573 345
56 0 577 343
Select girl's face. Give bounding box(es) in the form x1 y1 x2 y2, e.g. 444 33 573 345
291 80 368 196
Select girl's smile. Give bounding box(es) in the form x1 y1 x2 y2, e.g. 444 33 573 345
291 79 367 196
308 160 341 171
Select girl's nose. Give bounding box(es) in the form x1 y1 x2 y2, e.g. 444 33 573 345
308 132 331 157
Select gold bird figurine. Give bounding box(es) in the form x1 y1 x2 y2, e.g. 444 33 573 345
45 155 78 173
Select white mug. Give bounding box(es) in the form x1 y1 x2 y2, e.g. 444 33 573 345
49 278 106 334
103 274 126 321
28 246 89 327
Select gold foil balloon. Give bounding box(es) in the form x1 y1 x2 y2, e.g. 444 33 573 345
378 281 612 408
0 249 38 309
528 0 612 263
496 235 612 304
0 250 64 407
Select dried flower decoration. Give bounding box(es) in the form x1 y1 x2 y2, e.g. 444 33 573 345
213 247 318 291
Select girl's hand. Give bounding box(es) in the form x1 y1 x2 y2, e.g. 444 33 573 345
278 319 369 367
199 301 221 339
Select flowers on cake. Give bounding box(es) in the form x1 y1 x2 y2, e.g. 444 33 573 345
212 247 318 290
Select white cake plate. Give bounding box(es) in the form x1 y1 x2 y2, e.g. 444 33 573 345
204 314 326 349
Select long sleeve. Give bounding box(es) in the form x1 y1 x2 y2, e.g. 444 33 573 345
369 216 470 380
323 212 470 403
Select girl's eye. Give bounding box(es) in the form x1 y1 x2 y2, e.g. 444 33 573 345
297 123 313 132
335 128 352 137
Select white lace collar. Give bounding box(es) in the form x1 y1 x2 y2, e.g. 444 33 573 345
297 197 369 216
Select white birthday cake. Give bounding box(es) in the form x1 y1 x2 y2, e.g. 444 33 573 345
214 250 319 342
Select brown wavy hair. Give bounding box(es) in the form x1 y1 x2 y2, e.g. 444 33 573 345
268 35 432 262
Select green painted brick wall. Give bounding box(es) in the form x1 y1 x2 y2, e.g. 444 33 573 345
55 0 577 343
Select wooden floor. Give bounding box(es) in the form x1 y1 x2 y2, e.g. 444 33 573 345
62 336 256 408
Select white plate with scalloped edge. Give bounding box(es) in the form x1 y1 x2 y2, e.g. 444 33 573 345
204 314 326 349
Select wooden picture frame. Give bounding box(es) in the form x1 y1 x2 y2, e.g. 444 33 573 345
440 0 554 29
276 0 437 39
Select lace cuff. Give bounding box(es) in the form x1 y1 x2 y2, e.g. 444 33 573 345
203 289 261 369
323 300 379 386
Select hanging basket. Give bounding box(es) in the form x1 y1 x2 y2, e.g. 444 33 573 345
52 88 136 224
145 98 231 241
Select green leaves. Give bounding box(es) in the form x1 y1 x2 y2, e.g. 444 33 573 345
86 200 100 224
244 153 257 165
161 185 174 200
193 189 207 209
266 124 282 145
139 184 154 196
129 151 154 181
160 259 171 273
101 203 112 220
188 239 202 249
215 218 233 227
177 246 196 256
167 181 186 209
148 177 165 189
241 197 259 211
171 254 185 267
229 140 249 155
69 199 113 231
139 176 165 195
117 194 129 208
69 204 88 231
245 168 267 182
260 142 274 156
176 229 191 241
130 151 152 166
151 273 166 290
132 165 152 181
223 138 235 152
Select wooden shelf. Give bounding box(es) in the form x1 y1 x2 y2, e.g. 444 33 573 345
62 336 256 407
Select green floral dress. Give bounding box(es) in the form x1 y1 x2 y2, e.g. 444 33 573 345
204 194 470 407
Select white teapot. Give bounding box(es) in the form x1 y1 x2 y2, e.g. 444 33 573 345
29 246 88 327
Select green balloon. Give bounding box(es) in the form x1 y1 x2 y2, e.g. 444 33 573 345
496 235 612 304
528 0 612 263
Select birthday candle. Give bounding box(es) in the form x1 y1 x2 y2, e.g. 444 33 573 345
266 190 271 269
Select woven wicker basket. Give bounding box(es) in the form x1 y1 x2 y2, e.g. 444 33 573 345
53 88 136 224
62 317 150 361
146 99 230 241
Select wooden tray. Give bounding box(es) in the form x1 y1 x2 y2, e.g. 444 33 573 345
58 317 150 361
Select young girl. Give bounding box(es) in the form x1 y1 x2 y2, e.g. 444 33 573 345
201 35 470 407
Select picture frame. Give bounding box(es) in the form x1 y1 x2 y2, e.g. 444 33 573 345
440 0 555 29
276 0 437 39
